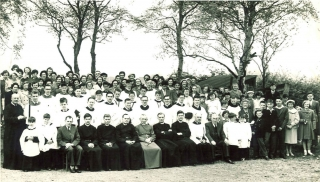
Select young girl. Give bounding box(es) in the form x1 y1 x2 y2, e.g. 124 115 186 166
298 101 315 156
238 114 252 161
20 116 44 172
285 100 299 157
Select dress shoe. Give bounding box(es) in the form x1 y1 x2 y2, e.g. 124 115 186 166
47 167 51 171
75 167 82 173
264 156 269 160
70 166 75 173
226 159 235 164
269 155 274 159
280 155 287 159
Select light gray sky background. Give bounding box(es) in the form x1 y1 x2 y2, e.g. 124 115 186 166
1 0 319 79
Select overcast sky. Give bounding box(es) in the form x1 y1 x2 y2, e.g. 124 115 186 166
1 0 319 79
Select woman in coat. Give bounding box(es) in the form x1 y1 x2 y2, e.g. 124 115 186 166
298 101 315 156
285 100 300 157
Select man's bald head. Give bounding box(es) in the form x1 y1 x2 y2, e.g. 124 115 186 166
11 93 19 104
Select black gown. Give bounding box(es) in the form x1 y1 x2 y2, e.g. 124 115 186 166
153 123 181 167
3 103 26 169
97 124 121 171
171 121 197 166
116 123 143 170
78 125 102 171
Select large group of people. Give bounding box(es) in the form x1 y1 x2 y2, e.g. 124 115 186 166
1 64 319 173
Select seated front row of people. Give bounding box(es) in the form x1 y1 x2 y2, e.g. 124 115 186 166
21 109 244 173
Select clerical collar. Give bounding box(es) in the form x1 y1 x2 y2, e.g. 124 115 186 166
164 104 173 109
140 105 149 110
154 99 162 103
28 126 36 130
86 107 95 111
105 102 114 105
43 94 52 98
123 107 132 111
96 99 104 103
178 120 183 123
160 122 165 124
192 105 201 111
61 109 69 112
275 105 283 109
85 124 91 127
11 102 17 106
176 103 185 107
193 121 201 125
105 124 110 126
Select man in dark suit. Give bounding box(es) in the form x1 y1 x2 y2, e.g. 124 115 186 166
307 93 319 147
158 81 171 100
264 83 280 106
57 116 83 173
205 113 234 164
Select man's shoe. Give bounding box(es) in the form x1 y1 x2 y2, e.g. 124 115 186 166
75 167 82 173
47 167 51 171
269 155 274 159
70 166 75 173
264 156 269 160
226 159 235 164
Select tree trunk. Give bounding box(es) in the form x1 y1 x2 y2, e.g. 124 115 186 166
176 1 184 80
90 3 99 75
57 29 73 72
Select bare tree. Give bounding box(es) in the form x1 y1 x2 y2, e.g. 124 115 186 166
135 0 200 80
30 0 92 74
185 1 317 92
89 0 128 74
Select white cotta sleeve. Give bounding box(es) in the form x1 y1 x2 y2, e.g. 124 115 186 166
19 130 27 152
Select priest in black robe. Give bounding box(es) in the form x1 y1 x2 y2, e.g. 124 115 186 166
78 113 102 171
97 114 121 171
3 93 27 169
153 112 181 167
171 110 197 166
116 114 143 170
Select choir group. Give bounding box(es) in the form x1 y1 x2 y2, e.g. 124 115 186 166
1 65 319 173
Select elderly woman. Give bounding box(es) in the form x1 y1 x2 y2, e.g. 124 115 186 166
285 100 300 157
298 101 316 156
135 114 162 169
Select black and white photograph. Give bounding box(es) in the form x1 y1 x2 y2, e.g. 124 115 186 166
0 0 320 181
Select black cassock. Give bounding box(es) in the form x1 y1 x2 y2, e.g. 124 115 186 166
78 125 102 171
171 121 197 166
97 124 121 171
153 123 181 167
3 103 26 170
116 123 143 170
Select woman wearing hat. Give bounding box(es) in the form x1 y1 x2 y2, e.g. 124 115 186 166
298 100 316 156
285 100 300 156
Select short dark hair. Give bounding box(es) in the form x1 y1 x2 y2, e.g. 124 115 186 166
124 98 131 103
28 116 36 123
177 110 184 115
11 83 19 89
60 97 68 104
84 113 92 119
43 113 50 118
95 90 103 95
